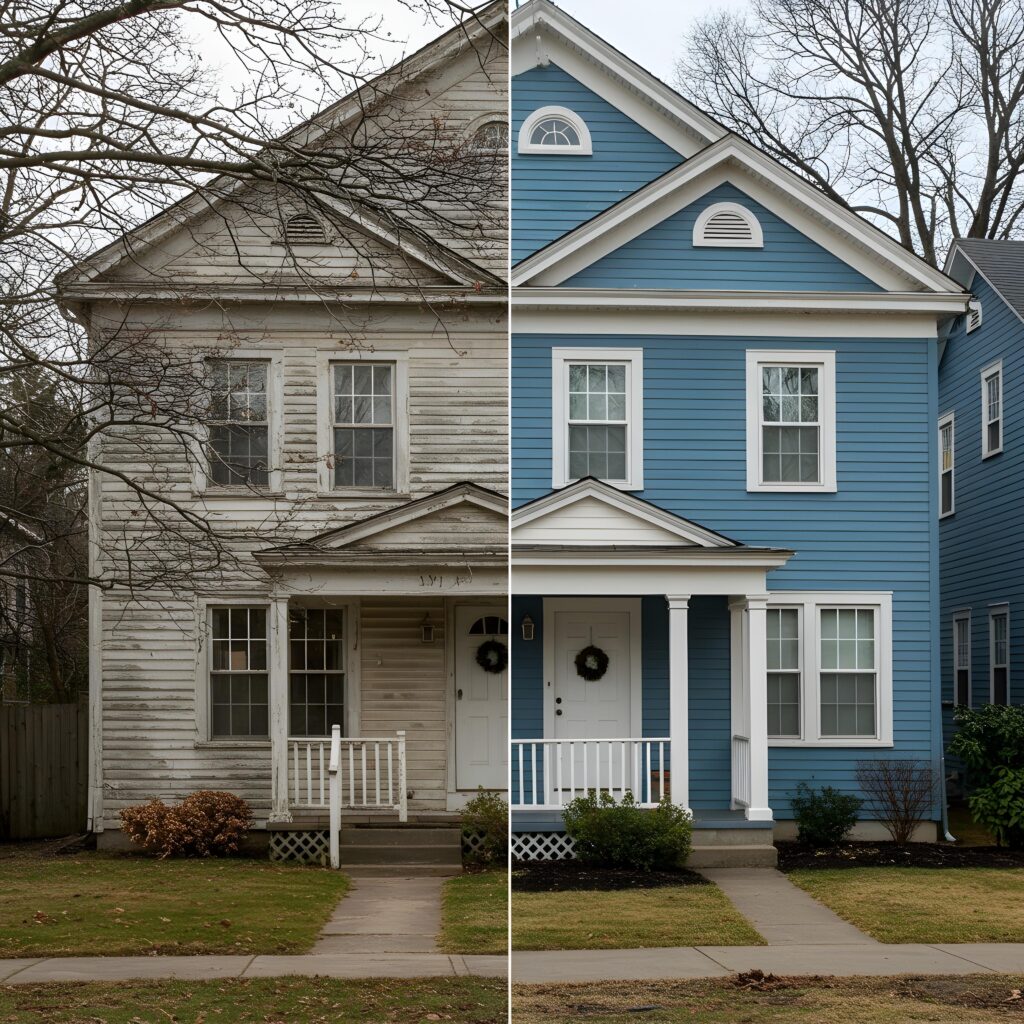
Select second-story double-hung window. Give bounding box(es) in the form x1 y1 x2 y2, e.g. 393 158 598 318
332 363 394 489
981 360 1003 458
208 360 270 487
939 413 955 516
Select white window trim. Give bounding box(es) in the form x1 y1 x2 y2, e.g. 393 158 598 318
989 603 1010 706
693 201 764 248
953 609 972 708
746 349 837 493
467 112 509 152
767 591 893 748
981 358 1003 459
551 346 644 491
939 411 955 518
193 350 284 496
316 351 410 497
518 105 593 155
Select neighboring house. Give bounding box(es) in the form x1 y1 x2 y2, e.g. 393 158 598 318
55 4 509 868
508 0 969 864
939 240 1024 765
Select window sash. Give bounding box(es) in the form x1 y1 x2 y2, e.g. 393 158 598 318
991 610 1009 706
209 606 269 739
767 607 801 738
983 367 1003 455
954 614 971 706
940 416 954 515
332 363 395 489
288 608 346 737
208 360 270 487
566 361 630 482
818 607 878 738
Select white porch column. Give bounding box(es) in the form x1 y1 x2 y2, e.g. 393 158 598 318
744 594 773 822
269 595 292 823
666 595 690 814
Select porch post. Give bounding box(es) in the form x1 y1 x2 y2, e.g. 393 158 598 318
269 595 292 823
744 594 773 822
666 594 690 814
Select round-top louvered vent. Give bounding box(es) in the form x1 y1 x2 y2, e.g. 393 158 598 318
283 213 326 245
693 202 764 248
704 210 754 242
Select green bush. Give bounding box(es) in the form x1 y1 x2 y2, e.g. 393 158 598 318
791 783 862 847
562 791 693 871
950 705 1024 848
461 788 509 866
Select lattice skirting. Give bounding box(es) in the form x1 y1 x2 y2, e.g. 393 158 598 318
511 831 576 861
462 829 486 859
269 830 329 865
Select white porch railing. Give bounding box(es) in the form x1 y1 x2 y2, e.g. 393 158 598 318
512 738 670 809
289 730 407 822
731 733 751 809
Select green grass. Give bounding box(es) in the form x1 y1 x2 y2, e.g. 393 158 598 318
512 885 765 951
512 974 1024 1023
0 976 506 1023
0 852 349 958
439 869 508 955
789 866 1024 943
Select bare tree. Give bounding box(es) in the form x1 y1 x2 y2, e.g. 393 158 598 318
0 0 507 597
856 759 936 845
676 0 1024 265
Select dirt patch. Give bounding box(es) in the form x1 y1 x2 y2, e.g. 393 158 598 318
511 859 708 892
895 975 1024 1011
777 840 1024 871
0 835 93 860
732 969 798 993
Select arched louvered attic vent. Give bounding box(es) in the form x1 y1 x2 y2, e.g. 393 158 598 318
283 212 327 245
693 202 764 248
966 299 983 333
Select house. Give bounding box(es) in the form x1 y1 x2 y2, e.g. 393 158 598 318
939 240 1024 760
55 2 509 870
508 0 970 864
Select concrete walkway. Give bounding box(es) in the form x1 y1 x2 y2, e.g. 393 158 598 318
700 867 877 945
313 876 444 954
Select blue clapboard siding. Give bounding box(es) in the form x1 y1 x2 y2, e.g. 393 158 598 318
940 273 1024 741
512 333 940 818
512 63 683 263
564 183 881 292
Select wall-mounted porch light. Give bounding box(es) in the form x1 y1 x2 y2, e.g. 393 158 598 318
420 613 435 644
521 613 535 641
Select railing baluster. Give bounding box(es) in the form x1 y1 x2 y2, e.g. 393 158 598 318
291 741 298 804
348 743 354 806
555 740 563 808
619 740 626 800
659 741 665 804
374 743 381 806
518 742 524 806
569 741 576 802
530 743 538 806
644 741 651 805
305 743 312 805
387 741 394 806
361 744 367 806
582 739 589 797
319 742 325 805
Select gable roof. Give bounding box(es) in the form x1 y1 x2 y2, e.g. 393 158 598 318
57 1 507 300
945 239 1024 324
512 132 964 297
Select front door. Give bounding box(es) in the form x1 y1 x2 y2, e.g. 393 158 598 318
455 606 508 790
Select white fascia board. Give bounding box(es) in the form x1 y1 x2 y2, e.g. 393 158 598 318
512 137 963 295
512 548 793 568
511 4 721 157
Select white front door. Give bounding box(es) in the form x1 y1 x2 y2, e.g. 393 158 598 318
455 606 508 790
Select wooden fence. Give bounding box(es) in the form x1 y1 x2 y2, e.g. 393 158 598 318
0 702 88 839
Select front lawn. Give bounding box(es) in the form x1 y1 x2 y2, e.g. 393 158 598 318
439 869 508 955
789 866 1024 943
512 974 1024 1023
0 976 506 1023
0 852 349 958
512 885 764 951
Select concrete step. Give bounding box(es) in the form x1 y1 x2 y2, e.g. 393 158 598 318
693 828 774 848
688 845 779 869
342 863 463 878
340 827 460 847
341 843 463 866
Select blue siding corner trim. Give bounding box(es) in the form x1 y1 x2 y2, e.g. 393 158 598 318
512 63 683 263
563 182 882 292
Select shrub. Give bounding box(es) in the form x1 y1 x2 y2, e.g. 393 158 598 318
791 783 862 847
855 760 935 846
950 705 1024 848
562 791 693 871
462 788 509 866
120 790 253 858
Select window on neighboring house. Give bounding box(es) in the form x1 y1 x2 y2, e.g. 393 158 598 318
953 612 971 707
693 202 764 248
990 606 1009 705
746 351 837 492
289 608 345 737
210 607 268 738
518 106 593 155
472 120 509 151
767 607 801 738
981 361 1003 458
939 413 955 516
552 347 643 489
332 363 394 489
765 593 893 747
208 360 270 487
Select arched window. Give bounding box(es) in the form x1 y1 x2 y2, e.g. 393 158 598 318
283 212 327 245
471 119 509 151
693 202 763 248
518 106 592 155
468 615 508 636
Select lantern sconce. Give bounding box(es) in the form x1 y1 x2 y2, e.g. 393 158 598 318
521 613 535 641
420 614 435 644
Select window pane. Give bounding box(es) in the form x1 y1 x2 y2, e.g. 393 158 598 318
820 671 876 737
568 424 627 480
530 117 580 146
334 426 393 488
209 605 268 738
762 426 818 483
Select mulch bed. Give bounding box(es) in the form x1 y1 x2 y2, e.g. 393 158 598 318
777 839 1024 871
511 859 708 892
